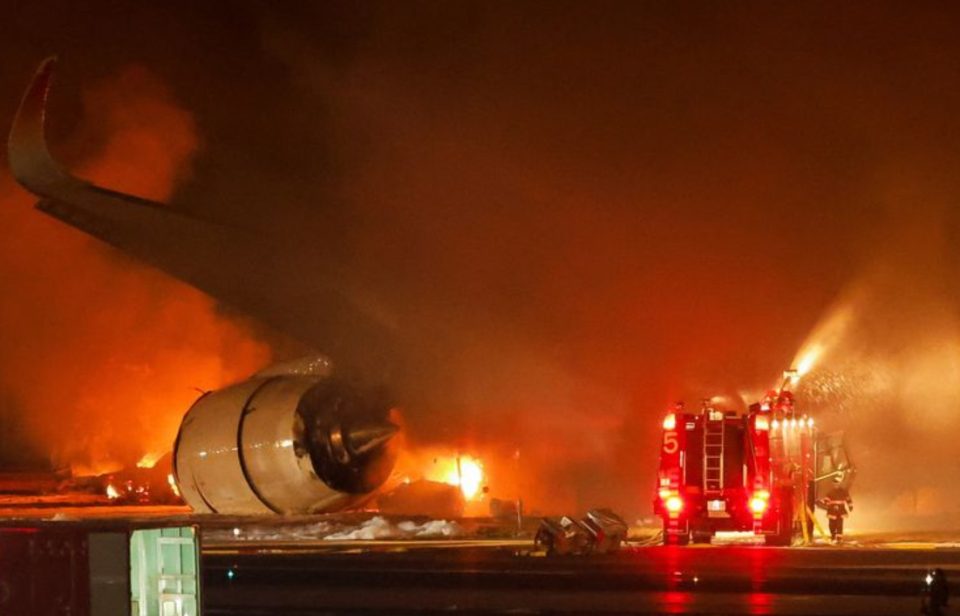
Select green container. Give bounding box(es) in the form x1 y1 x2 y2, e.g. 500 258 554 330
88 525 201 616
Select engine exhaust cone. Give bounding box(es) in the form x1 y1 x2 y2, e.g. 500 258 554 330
346 422 399 456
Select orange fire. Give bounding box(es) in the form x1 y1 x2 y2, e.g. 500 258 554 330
136 451 164 469
167 473 181 498
0 66 272 476
71 461 123 478
105 483 120 500
424 454 485 500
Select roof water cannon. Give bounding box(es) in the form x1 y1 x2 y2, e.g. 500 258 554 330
779 369 800 394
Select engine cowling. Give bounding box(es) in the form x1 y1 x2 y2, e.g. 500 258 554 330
173 357 398 514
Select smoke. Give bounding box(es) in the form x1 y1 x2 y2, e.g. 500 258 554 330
251 4 960 520
5 4 960 524
256 5 857 516
793 170 960 530
0 66 271 474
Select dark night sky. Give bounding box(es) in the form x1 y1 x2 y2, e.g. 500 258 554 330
2 2 960 518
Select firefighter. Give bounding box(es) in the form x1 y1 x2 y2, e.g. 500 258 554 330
818 479 853 543
776 390 795 412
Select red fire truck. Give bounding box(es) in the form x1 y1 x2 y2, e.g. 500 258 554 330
654 390 840 545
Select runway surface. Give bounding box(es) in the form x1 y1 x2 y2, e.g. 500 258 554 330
203 543 960 615
2 503 957 614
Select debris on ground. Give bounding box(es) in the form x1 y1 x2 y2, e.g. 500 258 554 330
535 509 628 555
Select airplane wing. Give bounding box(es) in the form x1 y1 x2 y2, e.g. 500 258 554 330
8 57 248 276
8 58 404 383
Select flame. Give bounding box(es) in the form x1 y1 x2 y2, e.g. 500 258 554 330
167 473 181 498
0 66 272 479
71 462 123 478
425 455 484 500
391 445 495 511
106 483 120 500
136 451 164 469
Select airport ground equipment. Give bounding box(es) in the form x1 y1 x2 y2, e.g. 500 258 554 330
0 522 201 616
535 509 629 555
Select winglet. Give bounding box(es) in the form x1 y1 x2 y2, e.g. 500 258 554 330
8 56 77 196
5 58 241 274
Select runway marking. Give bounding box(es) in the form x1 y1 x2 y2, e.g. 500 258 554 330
879 542 960 550
205 538 533 555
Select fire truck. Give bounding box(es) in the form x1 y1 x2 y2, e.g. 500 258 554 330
653 388 853 545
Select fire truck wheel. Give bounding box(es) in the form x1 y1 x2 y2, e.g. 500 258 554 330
690 531 712 544
764 531 790 546
764 496 794 546
663 529 689 545
664 533 689 546
663 518 690 545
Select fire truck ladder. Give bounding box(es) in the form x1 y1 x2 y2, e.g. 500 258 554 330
703 418 725 494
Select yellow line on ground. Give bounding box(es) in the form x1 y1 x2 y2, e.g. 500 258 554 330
204 539 533 554
881 543 940 550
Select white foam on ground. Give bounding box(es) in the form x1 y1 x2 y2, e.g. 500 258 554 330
324 516 462 540
405 519 463 538
207 521 333 542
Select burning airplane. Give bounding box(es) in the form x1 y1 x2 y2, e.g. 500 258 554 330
174 357 397 514
7 59 402 514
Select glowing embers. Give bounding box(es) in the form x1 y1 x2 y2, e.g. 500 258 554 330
105 483 120 500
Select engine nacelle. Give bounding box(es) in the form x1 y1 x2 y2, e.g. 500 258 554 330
173 357 398 514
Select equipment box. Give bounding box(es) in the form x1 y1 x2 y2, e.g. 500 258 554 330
0 524 201 616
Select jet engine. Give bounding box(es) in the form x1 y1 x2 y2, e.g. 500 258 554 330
173 357 398 514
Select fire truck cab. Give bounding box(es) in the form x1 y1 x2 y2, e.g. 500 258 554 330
654 394 817 545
